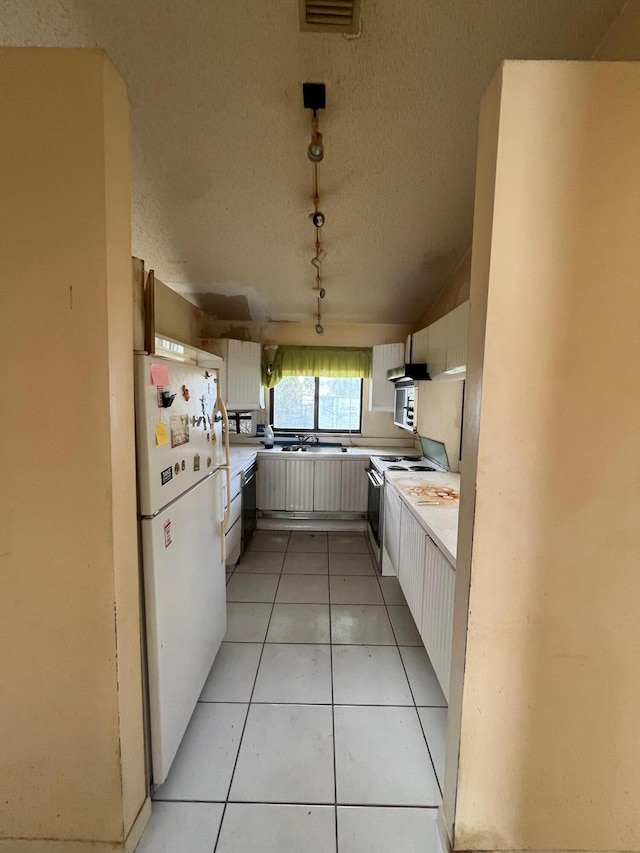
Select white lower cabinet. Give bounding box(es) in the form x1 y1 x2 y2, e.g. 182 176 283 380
383 486 402 573
257 457 286 510
384 483 455 701
341 459 369 511
421 536 455 701
285 460 314 511
224 476 243 567
225 518 242 566
313 460 342 511
397 504 427 633
257 456 371 514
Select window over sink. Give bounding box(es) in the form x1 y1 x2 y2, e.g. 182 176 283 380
271 376 363 433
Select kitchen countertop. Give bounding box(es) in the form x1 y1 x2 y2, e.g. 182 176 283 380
254 445 418 461
228 442 418 478
228 446 259 479
385 470 461 567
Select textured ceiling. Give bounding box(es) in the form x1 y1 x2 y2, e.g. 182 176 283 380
1 0 625 325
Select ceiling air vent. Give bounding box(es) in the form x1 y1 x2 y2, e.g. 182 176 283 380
298 0 361 34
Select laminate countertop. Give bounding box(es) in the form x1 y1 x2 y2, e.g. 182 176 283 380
254 445 417 460
385 471 461 567
227 446 259 479
228 444 418 476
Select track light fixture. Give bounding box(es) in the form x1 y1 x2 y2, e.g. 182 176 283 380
303 83 327 335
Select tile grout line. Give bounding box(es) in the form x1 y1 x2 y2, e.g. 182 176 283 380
212 534 289 853
153 796 439 809
215 531 440 848
327 545 339 853
371 554 444 797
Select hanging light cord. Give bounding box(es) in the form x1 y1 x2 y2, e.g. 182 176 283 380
310 121 325 334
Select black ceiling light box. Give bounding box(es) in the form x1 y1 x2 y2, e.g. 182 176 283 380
303 82 326 113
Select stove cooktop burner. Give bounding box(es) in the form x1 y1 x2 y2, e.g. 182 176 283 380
402 456 423 462
377 456 401 462
386 465 407 470
409 465 436 472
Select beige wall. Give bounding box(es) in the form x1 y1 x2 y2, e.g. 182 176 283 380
152 279 410 438
0 49 147 850
200 318 413 349
152 281 412 351
415 381 464 472
154 279 219 344
416 251 471 330
593 1 640 59
425 0 640 352
447 60 640 852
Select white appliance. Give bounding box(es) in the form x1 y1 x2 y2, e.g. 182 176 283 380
392 380 416 431
366 437 449 568
386 363 429 432
135 352 229 785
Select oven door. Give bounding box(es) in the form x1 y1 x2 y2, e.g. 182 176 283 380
241 462 257 550
366 465 384 568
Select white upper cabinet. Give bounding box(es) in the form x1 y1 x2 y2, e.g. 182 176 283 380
205 339 263 410
425 302 469 380
369 342 405 412
411 326 429 364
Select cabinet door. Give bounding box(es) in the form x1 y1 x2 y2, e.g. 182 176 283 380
397 505 426 633
411 326 429 364
369 343 404 411
383 485 402 574
286 461 314 511
225 339 263 410
444 302 469 375
340 459 369 511
425 302 469 380
421 537 455 701
426 314 447 378
257 458 286 510
225 517 242 568
313 460 342 511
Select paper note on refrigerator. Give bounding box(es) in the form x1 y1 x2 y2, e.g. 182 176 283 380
155 423 169 446
150 363 170 386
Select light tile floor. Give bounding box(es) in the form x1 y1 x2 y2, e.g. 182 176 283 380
137 530 447 853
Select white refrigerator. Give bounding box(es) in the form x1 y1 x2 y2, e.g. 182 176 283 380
135 353 228 786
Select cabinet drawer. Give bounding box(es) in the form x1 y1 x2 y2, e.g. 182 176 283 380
224 472 242 511
225 518 241 567
228 491 242 529
230 473 242 503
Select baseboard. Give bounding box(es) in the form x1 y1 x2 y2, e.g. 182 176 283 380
258 517 366 532
0 797 151 853
124 797 152 853
437 806 452 853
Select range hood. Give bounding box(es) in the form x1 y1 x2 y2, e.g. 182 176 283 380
386 363 430 382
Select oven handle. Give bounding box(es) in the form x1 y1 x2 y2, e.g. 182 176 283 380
367 470 384 489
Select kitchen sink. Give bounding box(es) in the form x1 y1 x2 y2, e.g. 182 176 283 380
279 444 346 453
300 445 346 453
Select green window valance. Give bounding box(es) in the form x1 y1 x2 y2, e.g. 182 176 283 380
262 346 371 389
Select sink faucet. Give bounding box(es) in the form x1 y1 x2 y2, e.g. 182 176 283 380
296 434 319 445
